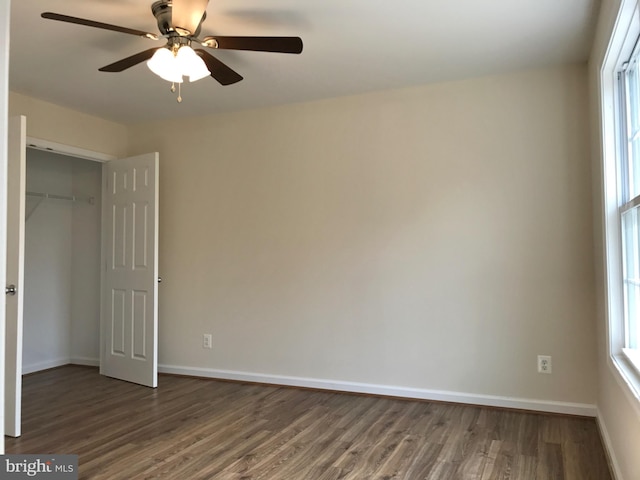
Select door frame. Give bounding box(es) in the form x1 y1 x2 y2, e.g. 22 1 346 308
1 0 11 453
26 138 116 163
6 136 114 437
6 116 26 438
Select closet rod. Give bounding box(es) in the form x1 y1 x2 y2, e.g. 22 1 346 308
26 191 95 205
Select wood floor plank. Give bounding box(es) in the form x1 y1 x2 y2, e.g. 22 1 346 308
373 434 425 479
6 366 612 480
511 454 538 480
401 441 444 480
535 442 565 480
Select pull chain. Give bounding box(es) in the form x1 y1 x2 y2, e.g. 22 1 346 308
169 81 183 103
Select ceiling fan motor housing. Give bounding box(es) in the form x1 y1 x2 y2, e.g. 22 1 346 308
151 0 205 37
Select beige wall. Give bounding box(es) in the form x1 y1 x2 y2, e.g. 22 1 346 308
8 92 128 158
128 64 597 405
590 0 640 479
7 53 608 459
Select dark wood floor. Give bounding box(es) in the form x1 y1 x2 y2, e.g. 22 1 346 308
5 366 611 480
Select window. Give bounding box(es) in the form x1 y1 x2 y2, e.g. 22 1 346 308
614 22 640 383
602 0 640 400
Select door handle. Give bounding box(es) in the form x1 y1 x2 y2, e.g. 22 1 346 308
158 277 162 283
5 285 16 295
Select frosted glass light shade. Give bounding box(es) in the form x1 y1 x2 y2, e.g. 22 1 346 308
147 48 183 83
147 46 211 83
188 61 211 82
176 45 210 82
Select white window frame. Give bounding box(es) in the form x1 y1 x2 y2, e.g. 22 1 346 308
618 39 640 367
601 0 640 407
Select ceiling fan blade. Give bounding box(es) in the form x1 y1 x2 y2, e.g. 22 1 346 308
42 12 159 40
99 48 159 73
172 0 209 35
195 49 243 85
202 36 303 54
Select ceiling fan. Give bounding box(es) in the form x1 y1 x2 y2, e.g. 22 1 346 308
41 0 303 100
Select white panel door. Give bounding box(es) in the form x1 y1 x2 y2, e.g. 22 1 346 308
101 153 159 387
5 116 25 437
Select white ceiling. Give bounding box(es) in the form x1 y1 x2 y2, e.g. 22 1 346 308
9 0 600 125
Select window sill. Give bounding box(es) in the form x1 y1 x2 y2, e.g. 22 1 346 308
613 350 640 405
622 348 640 377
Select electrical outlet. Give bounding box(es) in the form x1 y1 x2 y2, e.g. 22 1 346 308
203 334 212 349
537 355 552 374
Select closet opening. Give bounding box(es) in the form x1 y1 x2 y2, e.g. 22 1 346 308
23 147 103 374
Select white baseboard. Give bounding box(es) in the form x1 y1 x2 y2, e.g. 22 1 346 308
70 357 100 367
24 359 596 416
22 357 70 375
597 409 624 480
158 364 597 417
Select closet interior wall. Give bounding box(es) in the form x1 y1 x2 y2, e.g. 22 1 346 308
23 148 102 373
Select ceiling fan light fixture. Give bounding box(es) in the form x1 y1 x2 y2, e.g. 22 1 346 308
147 45 210 84
147 47 183 83
176 45 210 81
187 62 211 82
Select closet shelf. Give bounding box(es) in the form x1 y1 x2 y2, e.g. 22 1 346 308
27 191 95 204
26 191 95 221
